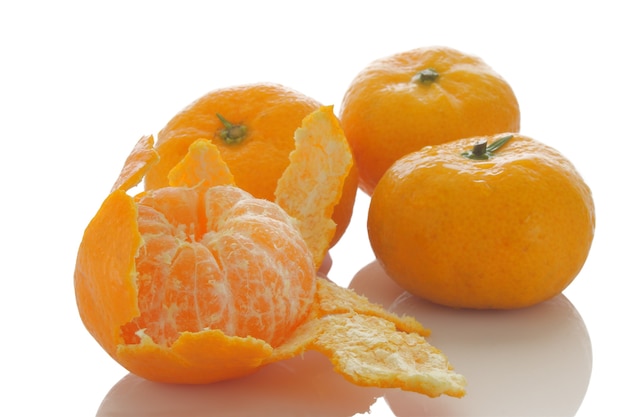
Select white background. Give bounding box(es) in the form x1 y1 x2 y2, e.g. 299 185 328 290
1 1 624 416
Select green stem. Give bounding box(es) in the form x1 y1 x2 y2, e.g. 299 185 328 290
461 135 513 160
217 113 247 145
411 68 439 85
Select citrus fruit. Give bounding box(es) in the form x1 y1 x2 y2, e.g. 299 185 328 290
368 133 595 309
339 46 521 195
144 82 358 246
75 108 466 397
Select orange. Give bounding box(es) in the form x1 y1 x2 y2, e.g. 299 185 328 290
74 108 466 397
339 46 521 195
144 82 358 247
368 133 595 309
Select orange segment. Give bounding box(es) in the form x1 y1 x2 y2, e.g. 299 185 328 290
275 105 353 267
124 179 316 348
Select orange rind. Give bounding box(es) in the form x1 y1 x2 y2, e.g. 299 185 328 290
275 105 353 267
75 106 466 397
167 139 236 189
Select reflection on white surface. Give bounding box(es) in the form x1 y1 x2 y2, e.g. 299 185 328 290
351 261 593 417
97 350 385 417
96 260 592 417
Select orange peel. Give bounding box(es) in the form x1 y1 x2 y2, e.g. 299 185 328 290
75 106 466 397
275 105 353 267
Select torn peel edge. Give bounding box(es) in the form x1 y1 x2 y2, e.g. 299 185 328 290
275 105 354 269
74 189 142 356
111 135 160 193
268 278 466 398
311 313 467 398
313 277 431 337
115 326 275 384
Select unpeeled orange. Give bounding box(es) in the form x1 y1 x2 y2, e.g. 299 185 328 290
340 46 521 195
144 82 358 247
368 133 595 309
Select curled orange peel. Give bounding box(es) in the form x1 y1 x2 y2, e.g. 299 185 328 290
74 106 466 397
111 134 159 193
275 105 353 268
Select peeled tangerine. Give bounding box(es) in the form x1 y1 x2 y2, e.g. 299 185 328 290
74 106 466 398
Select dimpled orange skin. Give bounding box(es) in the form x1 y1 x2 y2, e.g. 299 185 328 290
368 134 595 309
340 46 521 195
143 83 358 247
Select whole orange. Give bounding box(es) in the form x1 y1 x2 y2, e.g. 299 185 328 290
143 82 358 246
339 46 521 195
368 133 595 309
